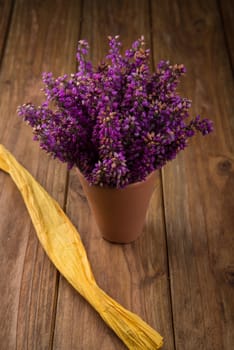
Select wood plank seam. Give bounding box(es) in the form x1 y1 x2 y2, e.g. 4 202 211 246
0 0 15 69
148 0 177 348
216 0 234 75
160 170 177 350
49 1 84 348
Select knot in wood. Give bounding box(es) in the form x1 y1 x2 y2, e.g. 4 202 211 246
224 267 234 287
217 159 232 175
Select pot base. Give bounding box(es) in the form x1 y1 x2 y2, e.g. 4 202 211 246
77 170 157 244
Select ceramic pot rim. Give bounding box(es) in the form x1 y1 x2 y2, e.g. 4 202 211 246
76 168 156 191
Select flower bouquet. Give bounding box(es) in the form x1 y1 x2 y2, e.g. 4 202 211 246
18 36 213 242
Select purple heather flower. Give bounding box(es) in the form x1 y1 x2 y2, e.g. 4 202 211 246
17 36 213 188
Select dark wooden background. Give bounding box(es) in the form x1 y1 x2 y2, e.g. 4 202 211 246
0 0 233 349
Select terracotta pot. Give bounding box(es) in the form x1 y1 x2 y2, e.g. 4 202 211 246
77 170 157 244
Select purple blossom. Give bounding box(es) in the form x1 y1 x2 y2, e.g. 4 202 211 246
17 36 213 188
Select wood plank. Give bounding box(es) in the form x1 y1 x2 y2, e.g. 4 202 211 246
0 0 81 348
0 0 14 57
151 0 234 349
53 0 174 349
218 0 234 68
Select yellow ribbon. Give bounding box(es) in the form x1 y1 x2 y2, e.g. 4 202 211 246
0 144 163 349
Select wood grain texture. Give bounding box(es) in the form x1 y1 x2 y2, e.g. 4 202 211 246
218 0 234 68
53 0 174 349
0 0 81 348
0 0 233 349
151 0 234 349
0 0 14 58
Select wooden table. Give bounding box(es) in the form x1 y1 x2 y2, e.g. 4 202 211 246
0 1 233 349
